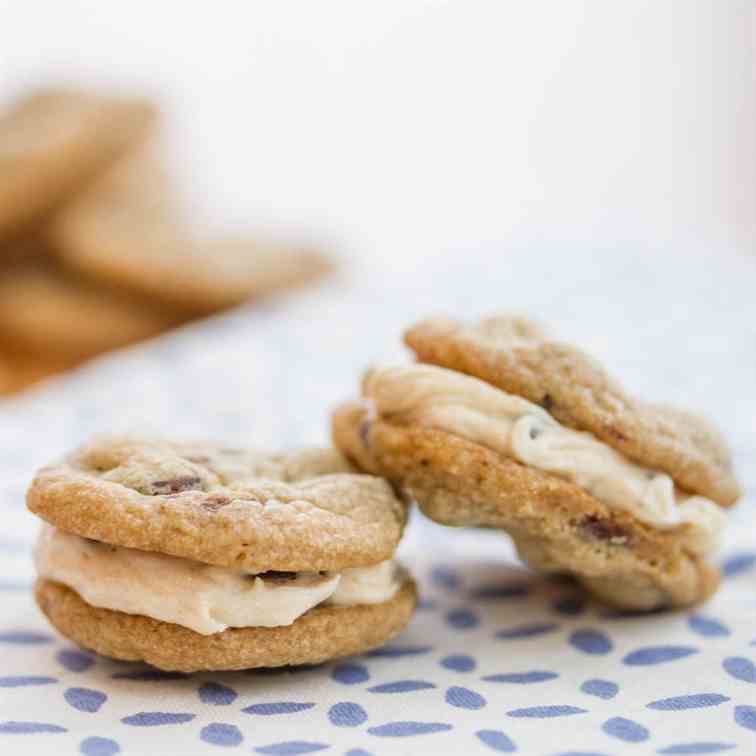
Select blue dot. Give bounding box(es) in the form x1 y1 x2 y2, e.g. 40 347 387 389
507 706 586 718
254 743 329 755
417 598 437 610
441 654 476 672
368 680 435 694
623 646 698 666
199 682 238 705
121 712 196 726
57 649 94 672
446 686 486 709
552 596 585 616
647 694 730 711
243 703 315 715
476 729 516 752
658 744 736 754
64 688 107 713
496 623 558 639
328 702 367 727
112 669 188 681
446 609 479 629
735 705 756 732
722 551 756 577
580 679 618 699
331 663 368 684
0 721 67 734
431 565 461 590
80 736 121 756
345 751 373 756
366 645 432 658
482 671 557 684
200 723 243 747
603 716 650 743
0 631 52 644
367 721 452 737
552 752 609 756
688 614 730 638
723 657 756 683
569 629 612 655
472 583 529 600
0 676 56 687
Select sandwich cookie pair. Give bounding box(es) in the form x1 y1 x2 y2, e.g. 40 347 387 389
28 439 416 671
334 316 740 611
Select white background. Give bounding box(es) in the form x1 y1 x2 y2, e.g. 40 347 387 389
2 1 754 271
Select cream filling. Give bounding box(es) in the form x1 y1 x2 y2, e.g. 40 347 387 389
364 365 726 555
34 526 401 635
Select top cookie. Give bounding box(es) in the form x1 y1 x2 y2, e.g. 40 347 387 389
405 316 740 506
27 438 408 571
0 88 156 241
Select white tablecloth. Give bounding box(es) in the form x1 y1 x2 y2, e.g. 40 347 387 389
1 245 754 755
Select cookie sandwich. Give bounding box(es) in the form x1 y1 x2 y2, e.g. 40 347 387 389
28 438 416 671
333 316 740 610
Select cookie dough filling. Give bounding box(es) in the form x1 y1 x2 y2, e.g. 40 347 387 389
363 365 726 555
35 526 402 635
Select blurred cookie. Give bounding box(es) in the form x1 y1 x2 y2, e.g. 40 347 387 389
0 260 179 360
333 316 740 611
50 198 334 315
0 88 156 241
29 439 415 671
0 350 77 395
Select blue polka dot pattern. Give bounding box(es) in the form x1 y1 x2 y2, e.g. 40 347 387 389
483 671 558 684
328 701 367 727
647 694 730 711
431 566 461 590
367 680 435 694
331 663 369 684
721 552 756 577
64 688 107 713
658 744 735 754
56 649 94 672
569 629 612 655
446 686 486 709
254 742 329 755
623 646 698 666
507 706 587 718
472 583 529 600
580 679 618 699
441 654 476 672
79 736 121 755
200 723 243 747
687 615 730 638
243 702 316 715
199 682 238 705
367 721 453 737
602 716 650 742
734 705 756 732
496 623 559 639
0 721 67 733
121 712 196 726
446 609 479 629
0 631 51 644
722 656 756 683
0 676 56 687
476 729 516 752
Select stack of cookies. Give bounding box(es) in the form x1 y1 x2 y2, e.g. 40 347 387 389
26 315 740 671
0 88 332 395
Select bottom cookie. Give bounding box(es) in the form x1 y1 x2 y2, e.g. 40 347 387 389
35 577 418 672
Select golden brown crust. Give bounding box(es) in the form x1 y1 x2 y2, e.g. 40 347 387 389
27 438 409 572
0 88 156 241
405 316 740 506
36 577 417 672
0 261 179 359
333 401 720 610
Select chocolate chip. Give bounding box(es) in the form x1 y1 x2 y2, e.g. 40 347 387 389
201 494 231 511
529 425 542 440
150 476 202 495
541 393 554 412
579 514 628 543
606 425 628 442
252 571 298 582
